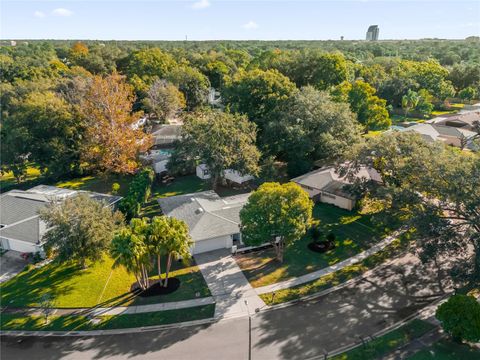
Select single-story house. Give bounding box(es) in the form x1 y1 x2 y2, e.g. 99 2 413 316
402 123 477 150
157 191 249 254
292 166 381 211
195 164 254 185
428 111 480 132
0 185 122 254
150 124 182 147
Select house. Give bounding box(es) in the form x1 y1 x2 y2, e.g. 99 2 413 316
150 124 182 147
292 166 381 211
195 164 254 185
157 191 248 254
0 185 122 254
428 111 480 132
403 123 477 150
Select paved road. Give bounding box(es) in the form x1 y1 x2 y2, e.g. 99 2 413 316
1 252 465 360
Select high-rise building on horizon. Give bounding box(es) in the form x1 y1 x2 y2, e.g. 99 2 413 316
366 25 379 41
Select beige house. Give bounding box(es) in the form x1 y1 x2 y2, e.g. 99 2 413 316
292 166 381 211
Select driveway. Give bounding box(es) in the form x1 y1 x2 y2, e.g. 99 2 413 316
195 249 266 319
0 251 26 283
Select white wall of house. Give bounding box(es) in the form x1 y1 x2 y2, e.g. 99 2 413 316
224 170 254 184
0 236 41 253
320 193 354 211
196 164 211 180
191 235 233 254
297 184 321 199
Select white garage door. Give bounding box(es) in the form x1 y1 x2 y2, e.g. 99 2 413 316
193 236 231 254
2 238 37 253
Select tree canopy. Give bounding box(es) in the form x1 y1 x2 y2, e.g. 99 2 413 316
240 182 313 262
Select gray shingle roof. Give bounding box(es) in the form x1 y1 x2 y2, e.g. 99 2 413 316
157 191 247 242
0 185 121 245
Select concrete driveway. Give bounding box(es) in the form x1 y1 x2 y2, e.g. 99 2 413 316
0 251 26 283
195 249 266 319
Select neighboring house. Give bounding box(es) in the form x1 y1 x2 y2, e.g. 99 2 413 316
292 166 381 211
150 124 182 147
428 111 480 132
0 185 122 254
403 123 477 150
195 164 254 185
157 191 248 254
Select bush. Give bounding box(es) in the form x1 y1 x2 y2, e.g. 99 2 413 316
436 294 480 343
118 167 155 219
111 182 120 195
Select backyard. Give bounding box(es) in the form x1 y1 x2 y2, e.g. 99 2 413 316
0 255 210 308
236 203 397 288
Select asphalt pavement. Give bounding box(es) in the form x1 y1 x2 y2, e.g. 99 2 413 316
0 251 466 360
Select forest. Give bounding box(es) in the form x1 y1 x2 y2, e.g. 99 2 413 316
1 38 479 182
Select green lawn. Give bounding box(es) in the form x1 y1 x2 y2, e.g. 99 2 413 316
55 174 134 197
409 339 480 360
259 234 409 305
0 304 214 331
236 203 396 288
331 319 435 360
0 255 210 308
0 164 43 192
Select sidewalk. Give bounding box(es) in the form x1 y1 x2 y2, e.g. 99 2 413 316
2 296 215 317
255 230 401 295
195 249 265 319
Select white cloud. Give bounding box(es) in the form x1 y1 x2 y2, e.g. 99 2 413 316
34 11 46 18
192 0 210 9
242 21 259 30
52 8 73 17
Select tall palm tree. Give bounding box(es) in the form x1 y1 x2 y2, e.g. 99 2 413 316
148 216 169 286
129 217 151 288
402 89 420 119
110 228 150 290
162 217 192 287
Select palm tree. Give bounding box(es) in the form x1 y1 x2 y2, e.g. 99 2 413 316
148 216 169 286
162 217 192 287
110 228 150 290
129 218 151 289
402 89 420 119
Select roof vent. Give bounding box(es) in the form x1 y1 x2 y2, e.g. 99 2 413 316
195 208 204 215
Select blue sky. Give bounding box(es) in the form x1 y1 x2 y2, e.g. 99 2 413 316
1 1 479 40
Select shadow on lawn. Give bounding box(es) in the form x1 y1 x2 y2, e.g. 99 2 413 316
0 262 79 308
251 251 472 360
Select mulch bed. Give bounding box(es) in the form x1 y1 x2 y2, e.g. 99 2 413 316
131 278 181 297
307 241 336 254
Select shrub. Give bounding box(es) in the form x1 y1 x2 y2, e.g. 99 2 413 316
111 182 120 195
118 167 155 219
436 294 480 343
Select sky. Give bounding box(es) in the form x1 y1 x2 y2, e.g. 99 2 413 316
1 0 479 40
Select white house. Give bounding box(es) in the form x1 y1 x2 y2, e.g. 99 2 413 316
195 164 254 185
0 185 122 254
402 123 477 150
140 149 172 175
292 166 382 211
157 191 248 254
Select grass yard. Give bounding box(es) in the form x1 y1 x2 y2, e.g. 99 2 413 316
0 255 210 308
236 203 397 288
55 174 134 197
331 319 435 360
0 164 43 192
259 234 409 305
0 304 214 331
408 339 480 360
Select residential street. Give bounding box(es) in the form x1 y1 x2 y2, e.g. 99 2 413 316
1 251 464 360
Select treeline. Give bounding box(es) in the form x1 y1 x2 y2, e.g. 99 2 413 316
1 39 479 182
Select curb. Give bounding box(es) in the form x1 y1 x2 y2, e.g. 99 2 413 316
262 249 411 312
0 317 217 337
315 292 453 359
